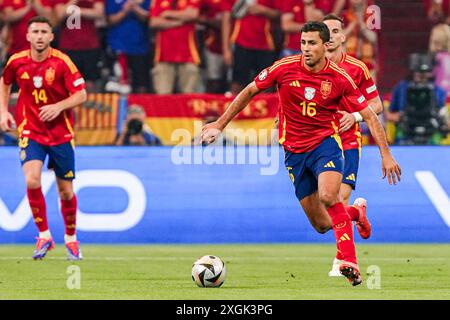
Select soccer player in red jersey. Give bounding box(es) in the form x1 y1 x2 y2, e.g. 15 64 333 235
323 14 384 276
202 22 401 286
0 16 87 260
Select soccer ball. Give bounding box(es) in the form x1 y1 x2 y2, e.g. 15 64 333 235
191 255 227 288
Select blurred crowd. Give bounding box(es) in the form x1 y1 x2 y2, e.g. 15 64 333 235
0 0 449 146
0 0 378 95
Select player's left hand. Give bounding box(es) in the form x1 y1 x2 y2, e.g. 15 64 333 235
39 104 63 122
337 110 356 132
381 155 402 185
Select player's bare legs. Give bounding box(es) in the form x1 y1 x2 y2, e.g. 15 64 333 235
317 171 342 208
300 192 332 234
56 177 82 260
56 177 74 201
23 160 43 190
23 160 55 259
339 183 352 206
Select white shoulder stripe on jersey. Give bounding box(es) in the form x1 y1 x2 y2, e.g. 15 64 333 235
366 84 377 94
74 78 85 87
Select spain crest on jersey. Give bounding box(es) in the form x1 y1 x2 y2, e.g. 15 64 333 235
320 80 332 97
33 76 43 88
45 67 55 86
304 87 316 100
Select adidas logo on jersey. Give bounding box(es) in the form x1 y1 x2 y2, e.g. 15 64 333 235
289 80 301 87
324 161 336 168
346 174 356 182
20 72 30 80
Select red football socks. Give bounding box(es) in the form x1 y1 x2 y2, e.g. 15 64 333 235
27 187 48 232
327 202 357 264
345 205 360 221
335 206 360 260
61 195 78 236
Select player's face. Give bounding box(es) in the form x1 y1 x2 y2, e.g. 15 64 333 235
301 31 327 67
26 23 54 53
324 19 345 52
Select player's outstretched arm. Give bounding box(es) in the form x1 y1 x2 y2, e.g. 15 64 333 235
0 77 16 131
360 106 402 185
201 81 260 144
39 89 87 122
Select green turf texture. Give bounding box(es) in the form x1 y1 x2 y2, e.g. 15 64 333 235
0 244 449 300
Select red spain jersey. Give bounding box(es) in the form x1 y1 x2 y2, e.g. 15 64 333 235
281 0 305 51
200 0 233 54
150 0 202 64
337 53 379 150
2 49 86 146
254 55 368 153
230 0 279 51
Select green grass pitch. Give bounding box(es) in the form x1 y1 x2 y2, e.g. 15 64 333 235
0 244 449 300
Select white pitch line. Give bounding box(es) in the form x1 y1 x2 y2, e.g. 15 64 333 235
0 256 449 261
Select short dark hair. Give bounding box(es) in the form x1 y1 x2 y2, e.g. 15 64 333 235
301 21 330 43
28 16 53 29
323 14 345 28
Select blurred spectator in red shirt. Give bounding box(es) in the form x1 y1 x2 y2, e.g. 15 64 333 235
149 0 201 94
425 0 450 24
198 0 233 93
315 0 347 15
342 0 378 81
1 0 54 56
0 7 9 64
54 0 104 93
280 0 323 57
227 0 281 95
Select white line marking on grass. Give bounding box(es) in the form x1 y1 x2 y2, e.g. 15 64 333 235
0 257 449 261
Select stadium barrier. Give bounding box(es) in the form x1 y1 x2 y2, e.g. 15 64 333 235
127 93 278 145
73 93 125 145
0 146 449 243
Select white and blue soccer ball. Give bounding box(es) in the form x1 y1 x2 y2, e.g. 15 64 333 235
191 255 227 288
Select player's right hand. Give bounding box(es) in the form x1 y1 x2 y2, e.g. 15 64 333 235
0 112 16 132
337 110 356 132
201 122 223 145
